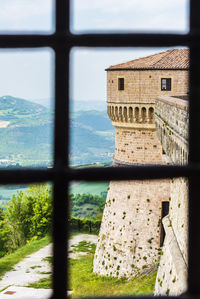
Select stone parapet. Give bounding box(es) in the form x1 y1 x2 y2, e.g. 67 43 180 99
155 178 188 296
155 95 189 164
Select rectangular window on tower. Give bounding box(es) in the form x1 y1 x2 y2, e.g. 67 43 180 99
118 78 124 90
161 78 171 91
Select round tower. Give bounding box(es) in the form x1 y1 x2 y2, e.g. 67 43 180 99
93 49 188 278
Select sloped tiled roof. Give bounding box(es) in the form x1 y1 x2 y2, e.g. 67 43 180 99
106 49 189 70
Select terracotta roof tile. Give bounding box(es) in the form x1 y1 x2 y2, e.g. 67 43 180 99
107 49 189 70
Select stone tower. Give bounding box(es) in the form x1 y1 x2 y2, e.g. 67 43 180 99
93 49 188 278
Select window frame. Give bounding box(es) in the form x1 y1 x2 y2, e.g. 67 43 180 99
0 0 199 298
161 78 171 91
118 77 125 90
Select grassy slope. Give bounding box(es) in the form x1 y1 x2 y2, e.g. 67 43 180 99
28 241 156 297
29 254 156 296
0 235 50 279
70 255 156 297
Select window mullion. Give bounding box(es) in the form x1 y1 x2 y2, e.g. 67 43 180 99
188 0 200 294
53 0 70 298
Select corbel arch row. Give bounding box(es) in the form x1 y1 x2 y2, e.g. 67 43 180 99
107 104 155 124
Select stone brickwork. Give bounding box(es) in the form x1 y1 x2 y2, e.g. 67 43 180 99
93 180 170 277
107 70 188 104
94 51 189 285
114 127 162 165
155 95 189 164
154 178 188 296
154 95 189 296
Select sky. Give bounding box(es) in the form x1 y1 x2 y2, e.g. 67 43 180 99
0 0 189 103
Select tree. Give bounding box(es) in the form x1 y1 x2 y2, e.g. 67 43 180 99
3 184 52 250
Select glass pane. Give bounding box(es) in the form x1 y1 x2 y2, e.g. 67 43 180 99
69 47 189 296
0 183 53 298
71 0 189 34
70 47 189 167
68 178 188 296
0 0 54 33
0 49 54 168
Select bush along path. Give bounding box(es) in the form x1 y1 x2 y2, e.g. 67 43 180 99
0 234 98 298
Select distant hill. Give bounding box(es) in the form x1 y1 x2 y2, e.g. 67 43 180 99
70 110 114 165
0 96 114 167
0 96 53 166
29 99 106 112
70 100 106 112
71 110 113 131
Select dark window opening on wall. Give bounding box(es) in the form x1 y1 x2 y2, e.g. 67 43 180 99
160 201 169 247
118 78 124 90
161 78 171 91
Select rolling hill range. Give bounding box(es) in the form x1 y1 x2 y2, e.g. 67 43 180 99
70 110 114 165
0 96 53 166
0 96 114 167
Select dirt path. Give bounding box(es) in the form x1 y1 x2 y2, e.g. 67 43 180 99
0 234 98 298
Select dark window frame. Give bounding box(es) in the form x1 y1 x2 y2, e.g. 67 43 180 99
118 77 125 90
161 78 171 91
0 0 200 298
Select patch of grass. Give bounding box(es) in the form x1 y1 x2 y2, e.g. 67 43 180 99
71 241 96 254
0 235 50 279
0 285 10 293
30 265 42 269
69 255 156 297
28 277 52 289
42 256 52 264
31 254 156 296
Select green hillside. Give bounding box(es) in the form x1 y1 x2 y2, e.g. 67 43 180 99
70 110 114 165
0 95 51 126
71 110 113 131
70 182 109 196
0 96 53 166
0 96 114 167
0 96 114 203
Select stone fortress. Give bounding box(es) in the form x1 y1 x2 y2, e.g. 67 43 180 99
93 49 189 296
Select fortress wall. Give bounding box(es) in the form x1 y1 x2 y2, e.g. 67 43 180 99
170 178 188 263
93 180 170 278
114 126 163 164
155 95 188 164
107 70 188 104
155 178 188 296
155 95 188 296
93 62 188 284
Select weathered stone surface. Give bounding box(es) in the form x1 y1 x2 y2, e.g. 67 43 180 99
107 70 188 104
94 52 189 295
155 95 188 165
155 178 188 296
154 96 188 296
93 180 170 277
